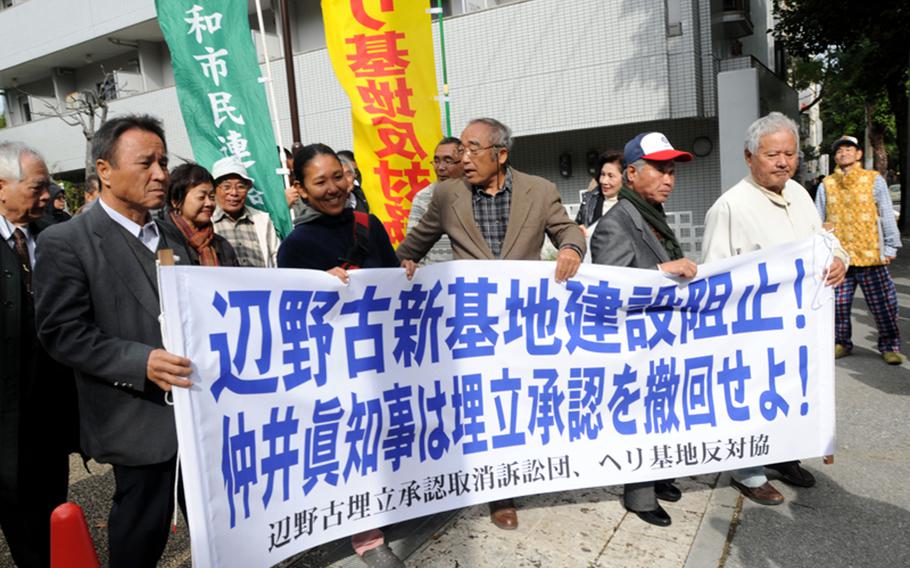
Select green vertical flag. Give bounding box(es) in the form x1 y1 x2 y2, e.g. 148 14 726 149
156 0 291 237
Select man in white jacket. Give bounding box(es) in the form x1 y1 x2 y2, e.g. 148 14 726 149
702 111 848 506
211 156 280 267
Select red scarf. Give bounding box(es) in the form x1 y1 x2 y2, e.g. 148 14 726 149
169 210 220 266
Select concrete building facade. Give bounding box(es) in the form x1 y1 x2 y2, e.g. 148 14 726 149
0 0 798 257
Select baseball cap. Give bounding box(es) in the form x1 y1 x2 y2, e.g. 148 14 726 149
211 156 255 185
831 135 860 153
624 132 693 166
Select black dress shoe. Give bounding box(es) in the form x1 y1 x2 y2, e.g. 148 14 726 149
655 481 682 502
767 461 816 488
629 504 672 527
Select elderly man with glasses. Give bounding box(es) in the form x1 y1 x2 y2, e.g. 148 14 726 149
211 156 280 267
404 136 465 265
396 117 586 530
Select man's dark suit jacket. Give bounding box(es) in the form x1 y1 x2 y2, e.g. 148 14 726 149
1 219 78 568
396 168 586 261
34 203 191 466
0 221 77 498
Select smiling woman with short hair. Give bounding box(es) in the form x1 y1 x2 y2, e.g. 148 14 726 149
158 162 238 267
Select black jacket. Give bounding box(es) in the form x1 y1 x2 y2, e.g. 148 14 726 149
34 204 193 465
1 221 78 499
575 186 605 227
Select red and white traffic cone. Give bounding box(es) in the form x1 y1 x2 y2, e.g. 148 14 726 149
51 502 100 568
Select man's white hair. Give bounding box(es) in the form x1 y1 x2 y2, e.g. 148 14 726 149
622 159 647 186
745 112 800 154
0 142 43 181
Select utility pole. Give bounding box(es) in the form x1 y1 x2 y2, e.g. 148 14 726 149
434 0 452 137
279 0 301 144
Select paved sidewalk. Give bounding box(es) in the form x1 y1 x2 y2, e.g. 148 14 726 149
404 473 730 568
287 470 733 568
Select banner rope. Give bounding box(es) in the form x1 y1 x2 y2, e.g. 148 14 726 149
810 232 838 310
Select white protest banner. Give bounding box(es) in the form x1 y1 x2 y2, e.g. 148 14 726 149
159 236 836 568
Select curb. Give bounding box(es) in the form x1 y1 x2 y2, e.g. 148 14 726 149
684 473 741 568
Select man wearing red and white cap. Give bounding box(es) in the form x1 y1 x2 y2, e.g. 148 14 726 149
591 132 696 527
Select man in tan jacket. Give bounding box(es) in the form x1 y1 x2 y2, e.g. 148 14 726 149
397 118 585 531
398 118 585 281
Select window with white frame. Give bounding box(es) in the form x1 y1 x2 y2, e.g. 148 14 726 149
433 0 521 17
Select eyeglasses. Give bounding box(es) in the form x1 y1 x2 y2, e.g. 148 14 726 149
217 182 250 193
462 144 502 158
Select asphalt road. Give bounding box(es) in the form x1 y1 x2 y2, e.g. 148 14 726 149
720 249 910 567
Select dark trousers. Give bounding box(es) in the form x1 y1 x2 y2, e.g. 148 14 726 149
0 357 74 568
0 448 69 568
109 459 185 568
623 479 675 512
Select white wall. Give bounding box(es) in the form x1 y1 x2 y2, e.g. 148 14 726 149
0 0 155 70
0 85 192 174
739 0 774 69
1 0 710 175
269 0 704 148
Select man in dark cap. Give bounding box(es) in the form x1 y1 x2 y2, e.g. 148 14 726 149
815 135 902 365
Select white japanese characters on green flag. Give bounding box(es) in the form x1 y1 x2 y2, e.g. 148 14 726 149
157 1 291 237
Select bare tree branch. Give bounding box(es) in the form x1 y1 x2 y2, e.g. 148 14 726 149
14 67 123 175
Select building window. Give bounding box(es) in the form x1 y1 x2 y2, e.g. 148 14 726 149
432 0 519 17
18 95 31 123
773 41 788 78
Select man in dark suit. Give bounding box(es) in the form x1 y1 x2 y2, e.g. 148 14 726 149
34 115 194 568
0 142 77 567
591 132 696 527
397 117 586 530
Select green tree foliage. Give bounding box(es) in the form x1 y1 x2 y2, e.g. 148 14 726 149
774 0 909 227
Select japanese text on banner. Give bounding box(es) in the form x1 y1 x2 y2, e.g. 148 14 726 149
322 0 443 245
162 236 836 568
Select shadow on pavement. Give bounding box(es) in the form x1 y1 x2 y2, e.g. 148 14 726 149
836 346 910 397
713 470 910 567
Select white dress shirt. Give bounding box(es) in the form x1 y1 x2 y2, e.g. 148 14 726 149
99 198 160 253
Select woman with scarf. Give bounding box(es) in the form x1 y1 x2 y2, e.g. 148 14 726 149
160 163 238 266
277 143 403 568
590 132 697 528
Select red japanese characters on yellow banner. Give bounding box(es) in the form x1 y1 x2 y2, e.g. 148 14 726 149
322 0 443 245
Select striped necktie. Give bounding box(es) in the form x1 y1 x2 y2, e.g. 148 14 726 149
11 228 32 294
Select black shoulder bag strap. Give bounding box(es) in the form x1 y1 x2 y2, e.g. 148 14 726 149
339 211 371 270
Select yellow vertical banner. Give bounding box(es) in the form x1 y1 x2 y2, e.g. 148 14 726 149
322 0 443 245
